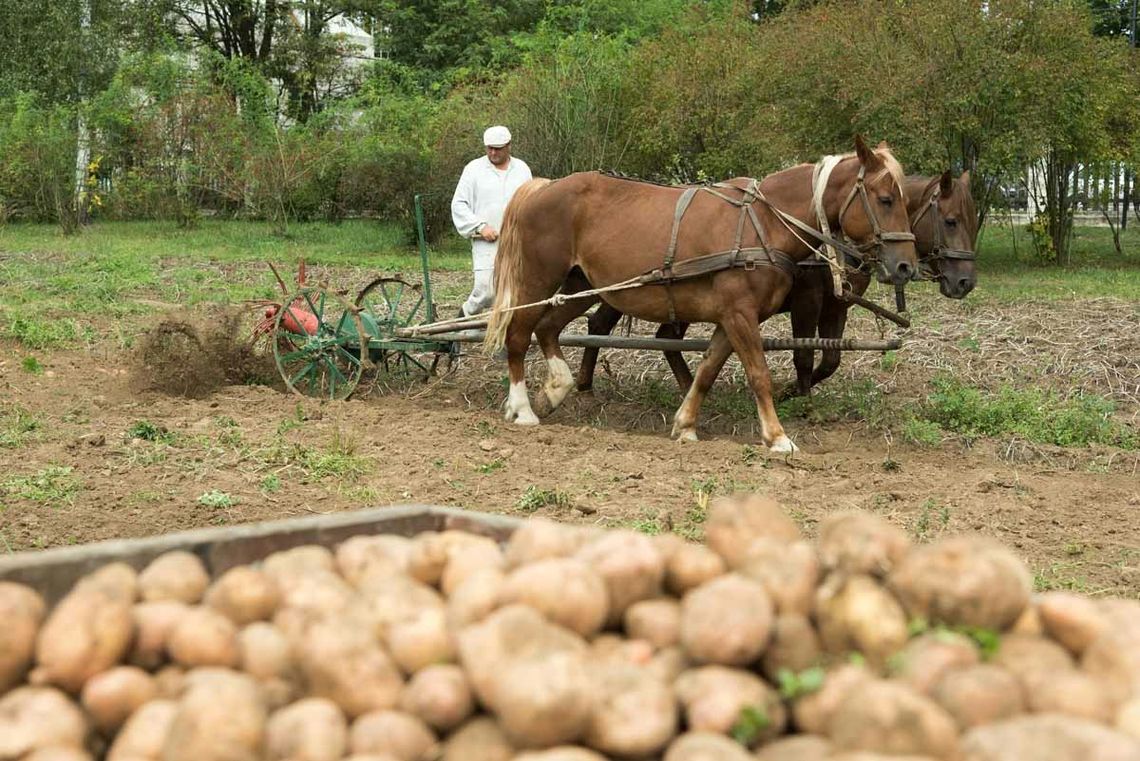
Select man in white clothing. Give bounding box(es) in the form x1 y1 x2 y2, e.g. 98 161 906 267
450 125 533 318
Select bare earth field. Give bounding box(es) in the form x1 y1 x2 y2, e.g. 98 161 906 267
2 261 1137 598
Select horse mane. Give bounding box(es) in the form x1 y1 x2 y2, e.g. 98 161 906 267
595 169 704 189
828 148 908 203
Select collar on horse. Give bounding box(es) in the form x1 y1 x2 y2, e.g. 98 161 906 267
908 180 977 282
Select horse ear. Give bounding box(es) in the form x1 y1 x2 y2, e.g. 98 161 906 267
940 169 954 197
959 169 971 187
853 134 881 169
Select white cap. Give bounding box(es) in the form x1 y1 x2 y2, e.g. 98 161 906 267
483 125 512 147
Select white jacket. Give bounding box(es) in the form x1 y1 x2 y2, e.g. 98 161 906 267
450 155 533 270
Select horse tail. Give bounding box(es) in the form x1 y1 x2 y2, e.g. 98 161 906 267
484 177 553 354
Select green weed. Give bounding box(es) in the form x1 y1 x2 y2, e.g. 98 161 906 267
516 486 570 512
475 458 505 475
914 498 951 541
4 317 80 349
260 474 281 493
0 408 41 448
21 356 43 374
126 420 176 444
3 465 81 505
197 490 236 508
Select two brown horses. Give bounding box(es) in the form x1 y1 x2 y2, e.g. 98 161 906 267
575 171 979 396
485 137 918 453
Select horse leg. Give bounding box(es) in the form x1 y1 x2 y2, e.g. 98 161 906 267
577 301 622 391
656 322 694 394
533 297 596 413
810 297 852 389
788 286 823 397
503 304 550 426
670 326 733 442
721 310 797 453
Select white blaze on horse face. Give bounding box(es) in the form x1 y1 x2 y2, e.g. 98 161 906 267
542 356 575 410
505 381 539 426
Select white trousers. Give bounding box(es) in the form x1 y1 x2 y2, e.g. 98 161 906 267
462 268 495 317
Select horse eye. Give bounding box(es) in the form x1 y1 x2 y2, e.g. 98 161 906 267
945 218 958 228
878 195 893 206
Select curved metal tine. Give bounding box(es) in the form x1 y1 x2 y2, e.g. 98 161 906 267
299 290 328 334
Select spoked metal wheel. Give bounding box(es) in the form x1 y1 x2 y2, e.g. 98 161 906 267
271 286 370 401
354 276 444 379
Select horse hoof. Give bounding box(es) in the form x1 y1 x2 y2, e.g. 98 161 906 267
673 427 698 443
514 411 540 426
769 435 798 454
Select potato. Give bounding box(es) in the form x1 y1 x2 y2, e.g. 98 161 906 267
0 686 88 759
583 662 677 757
153 666 186 699
826 679 960 759
891 632 980 695
674 666 786 745
829 754 941 761
961 713 1140 761
931 664 1024 729
504 518 593 568
1038 593 1108 656
349 710 437 761
648 646 689 684
299 621 404 718
442 716 515 761
1011 603 1043 635
492 649 593 748
277 569 355 620
888 535 1031 630
704 494 801 569
656 538 726 596
139 552 210 604
590 635 654 668
0 582 45 692
680 574 773 666
80 666 157 734
446 568 505 630
441 540 505 597
387 606 456 674
1082 628 1140 705
342 756 404 761
31 564 137 692
499 559 608 638
1117 698 1140 740
357 575 445 641
511 749 607 761
237 622 294 682
130 601 189 669
161 669 266 761
624 598 681 649
335 535 413 587
265 697 347 761
739 539 819 616
408 531 491 588
760 614 822 683
400 664 473 733
818 511 910 577
575 530 665 625
792 664 873 735
1023 669 1115 723
662 731 753 761
20 747 93 761
456 605 586 710
753 735 833 761
108 699 172 761
261 545 335 583
167 607 239 669
993 634 1075 687
203 567 279 625
815 574 908 668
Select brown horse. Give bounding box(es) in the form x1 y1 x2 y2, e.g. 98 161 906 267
575 170 978 396
484 137 918 453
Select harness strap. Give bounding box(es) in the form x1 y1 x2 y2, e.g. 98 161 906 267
663 186 701 326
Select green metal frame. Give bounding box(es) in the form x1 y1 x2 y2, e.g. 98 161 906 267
414 193 436 324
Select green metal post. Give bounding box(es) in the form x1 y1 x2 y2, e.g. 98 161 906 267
414 194 435 323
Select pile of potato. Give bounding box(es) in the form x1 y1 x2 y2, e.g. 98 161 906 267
2 494 1139 761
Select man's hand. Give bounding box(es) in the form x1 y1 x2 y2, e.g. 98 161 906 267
478 225 499 242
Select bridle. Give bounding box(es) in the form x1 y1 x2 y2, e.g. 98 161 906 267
908 181 977 282
809 156 916 297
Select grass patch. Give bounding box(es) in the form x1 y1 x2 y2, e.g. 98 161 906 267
3 465 81 505
126 420 176 444
777 379 889 426
516 485 570 512
197 490 237 508
0 407 41 448
4 317 82 349
21 356 43 374
920 375 1136 449
913 498 952 542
